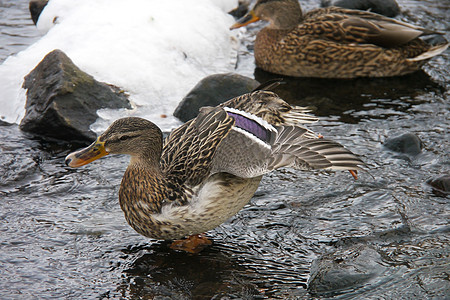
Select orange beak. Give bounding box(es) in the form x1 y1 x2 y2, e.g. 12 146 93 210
65 138 109 167
230 10 260 30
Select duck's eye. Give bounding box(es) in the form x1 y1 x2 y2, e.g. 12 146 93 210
118 135 131 141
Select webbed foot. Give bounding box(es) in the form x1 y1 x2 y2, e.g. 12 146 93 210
170 234 212 253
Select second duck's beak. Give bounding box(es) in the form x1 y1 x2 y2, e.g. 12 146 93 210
230 10 260 29
65 138 109 167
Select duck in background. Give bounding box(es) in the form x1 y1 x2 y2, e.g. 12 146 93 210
231 0 448 78
65 83 364 253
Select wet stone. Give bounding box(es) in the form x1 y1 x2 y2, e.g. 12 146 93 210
426 175 450 196
20 49 131 142
228 0 251 19
173 73 260 122
29 0 49 25
321 0 400 17
307 245 387 296
383 132 422 156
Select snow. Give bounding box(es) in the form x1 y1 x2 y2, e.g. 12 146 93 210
0 0 239 131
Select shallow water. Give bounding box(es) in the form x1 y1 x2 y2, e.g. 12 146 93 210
1 0 449 299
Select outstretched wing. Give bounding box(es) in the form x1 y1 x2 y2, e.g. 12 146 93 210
161 107 234 187
268 125 365 171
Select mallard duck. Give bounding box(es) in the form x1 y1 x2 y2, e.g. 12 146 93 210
231 0 448 78
65 87 364 252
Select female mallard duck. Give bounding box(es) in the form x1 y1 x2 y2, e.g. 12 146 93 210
65 88 364 252
231 0 448 78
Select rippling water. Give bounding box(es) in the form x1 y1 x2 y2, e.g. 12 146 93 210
1 0 449 299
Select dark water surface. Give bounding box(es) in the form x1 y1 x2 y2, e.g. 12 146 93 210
1 0 449 299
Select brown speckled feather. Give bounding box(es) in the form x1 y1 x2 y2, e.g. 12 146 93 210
298 7 432 49
161 107 234 187
233 0 448 78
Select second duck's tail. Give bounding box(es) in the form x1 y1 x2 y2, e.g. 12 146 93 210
407 42 449 62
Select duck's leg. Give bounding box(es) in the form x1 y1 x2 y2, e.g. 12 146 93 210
170 234 212 253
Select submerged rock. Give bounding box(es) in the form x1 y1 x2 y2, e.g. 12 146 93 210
321 0 400 17
174 73 259 122
29 0 49 25
426 175 450 196
20 49 131 142
383 133 422 156
308 245 387 296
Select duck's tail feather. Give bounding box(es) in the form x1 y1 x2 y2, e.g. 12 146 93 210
407 43 449 62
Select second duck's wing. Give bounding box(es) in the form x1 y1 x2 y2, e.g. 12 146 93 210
301 7 437 48
161 107 234 187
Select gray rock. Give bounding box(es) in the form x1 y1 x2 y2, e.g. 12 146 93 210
229 1 251 19
308 245 387 296
29 0 49 25
426 175 450 196
321 0 400 17
20 49 131 142
173 73 259 122
383 133 422 156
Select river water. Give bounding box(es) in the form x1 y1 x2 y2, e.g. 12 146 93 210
1 0 449 299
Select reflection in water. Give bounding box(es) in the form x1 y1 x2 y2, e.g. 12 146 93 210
255 68 444 123
117 242 260 299
115 235 311 299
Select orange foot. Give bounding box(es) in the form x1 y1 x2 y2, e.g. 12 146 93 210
170 234 212 254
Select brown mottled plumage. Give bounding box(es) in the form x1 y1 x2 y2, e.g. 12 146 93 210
231 0 448 78
65 89 364 243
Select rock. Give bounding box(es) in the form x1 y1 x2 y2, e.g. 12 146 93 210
321 0 400 17
29 0 49 25
383 133 422 156
308 245 387 296
173 73 260 122
426 175 450 196
20 49 131 142
228 1 251 19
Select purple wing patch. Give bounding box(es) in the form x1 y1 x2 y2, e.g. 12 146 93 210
227 111 271 143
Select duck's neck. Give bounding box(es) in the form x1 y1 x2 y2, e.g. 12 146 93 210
120 156 166 210
118 155 169 237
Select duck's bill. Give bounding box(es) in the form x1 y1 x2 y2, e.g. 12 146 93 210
65 138 109 167
230 11 260 29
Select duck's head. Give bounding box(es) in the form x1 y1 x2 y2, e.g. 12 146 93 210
230 0 302 30
65 117 163 167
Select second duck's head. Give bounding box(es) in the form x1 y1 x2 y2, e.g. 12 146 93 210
231 0 302 30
